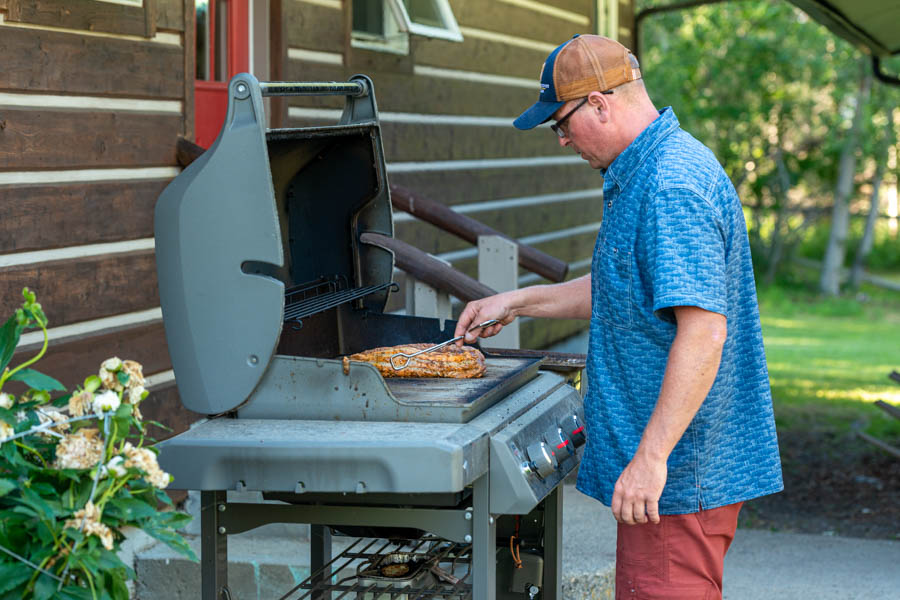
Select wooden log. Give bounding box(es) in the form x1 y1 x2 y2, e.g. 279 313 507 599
8 321 172 392
360 232 495 303
0 110 181 170
0 180 168 253
7 0 148 36
889 371 900 385
156 0 185 31
0 250 159 328
0 27 184 98
390 185 569 283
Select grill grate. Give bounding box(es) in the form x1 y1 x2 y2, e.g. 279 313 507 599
278 537 473 600
283 276 397 327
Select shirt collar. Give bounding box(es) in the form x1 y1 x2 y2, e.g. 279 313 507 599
602 107 680 191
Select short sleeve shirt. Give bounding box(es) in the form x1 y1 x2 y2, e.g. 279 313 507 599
575 108 783 514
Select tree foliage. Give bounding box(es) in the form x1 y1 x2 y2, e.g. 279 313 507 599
637 0 900 288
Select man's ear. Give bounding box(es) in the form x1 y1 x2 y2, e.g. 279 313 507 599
588 90 612 122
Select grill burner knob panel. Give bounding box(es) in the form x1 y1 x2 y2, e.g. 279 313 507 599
560 414 586 448
547 426 573 460
525 441 558 480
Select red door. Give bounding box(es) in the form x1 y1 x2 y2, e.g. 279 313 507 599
194 0 250 148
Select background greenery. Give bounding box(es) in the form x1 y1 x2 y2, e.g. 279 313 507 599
636 0 900 446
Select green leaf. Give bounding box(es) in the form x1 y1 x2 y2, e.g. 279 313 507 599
0 562 31 594
8 368 66 392
58 587 95 600
0 315 23 374
32 573 58 600
0 479 17 498
116 371 130 387
144 526 198 562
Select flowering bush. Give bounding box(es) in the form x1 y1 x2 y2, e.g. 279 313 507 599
0 289 196 599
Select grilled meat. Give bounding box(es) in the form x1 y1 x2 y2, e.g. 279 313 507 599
349 343 486 378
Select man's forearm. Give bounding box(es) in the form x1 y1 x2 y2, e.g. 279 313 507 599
635 307 727 462
508 274 592 320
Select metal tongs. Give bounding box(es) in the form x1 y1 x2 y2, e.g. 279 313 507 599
389 319 500 371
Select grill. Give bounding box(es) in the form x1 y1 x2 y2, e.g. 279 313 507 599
154 74 586 600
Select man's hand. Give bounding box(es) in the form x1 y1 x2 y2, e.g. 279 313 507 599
611 452 667 525
453 292 518 345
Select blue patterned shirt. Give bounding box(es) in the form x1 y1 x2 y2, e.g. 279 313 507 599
575 107 783 514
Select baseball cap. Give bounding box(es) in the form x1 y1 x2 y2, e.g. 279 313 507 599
513 34 642 130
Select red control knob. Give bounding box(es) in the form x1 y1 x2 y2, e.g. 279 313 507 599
559 415 586 448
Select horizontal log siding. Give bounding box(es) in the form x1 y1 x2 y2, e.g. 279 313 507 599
285 62 534 116
156 0 185 31
0 27 184 98
0 110 181 170
6 0 149 36
411 36 548 80
287 117 568 162
8 322 171 392
451 0 590 44
285 0 344 53
0 250 159 328
389 165 602 207
0 180 168 253
394 197 601 256
445 230 598 282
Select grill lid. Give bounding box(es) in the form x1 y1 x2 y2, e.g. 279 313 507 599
155 74 284 415
155 73 393 414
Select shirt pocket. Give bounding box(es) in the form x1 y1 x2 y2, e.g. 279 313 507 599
592 243 633 329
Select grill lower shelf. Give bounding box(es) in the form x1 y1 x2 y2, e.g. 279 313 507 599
283 537 473 600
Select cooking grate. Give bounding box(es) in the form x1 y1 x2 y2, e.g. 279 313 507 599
283 276 398 327
278 536 473 600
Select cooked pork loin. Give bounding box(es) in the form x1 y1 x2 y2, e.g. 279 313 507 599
348 343 486 378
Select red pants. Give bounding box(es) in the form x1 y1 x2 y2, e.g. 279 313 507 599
615 502 743 600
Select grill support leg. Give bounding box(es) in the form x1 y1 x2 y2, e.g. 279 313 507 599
473 474 496 600
310 524 332 600
201 490 229 600
542 486 563 600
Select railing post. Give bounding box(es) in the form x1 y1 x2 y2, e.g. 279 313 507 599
406 258 452 328
478 235 520 348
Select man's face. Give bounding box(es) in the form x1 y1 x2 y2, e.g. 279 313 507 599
551 97 615 170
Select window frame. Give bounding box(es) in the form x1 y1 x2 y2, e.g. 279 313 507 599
388 0 463 43
350 0 463 55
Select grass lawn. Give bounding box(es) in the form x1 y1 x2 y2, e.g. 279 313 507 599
757 282 900 442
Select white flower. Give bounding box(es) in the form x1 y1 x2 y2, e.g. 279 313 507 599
101 357 122 372
92 390 120 416
127 385 146 406
0 393 13 410
15 410 27 423
0 421 13 444
106 455 127 478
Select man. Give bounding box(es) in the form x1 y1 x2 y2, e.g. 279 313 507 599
454 35 782 599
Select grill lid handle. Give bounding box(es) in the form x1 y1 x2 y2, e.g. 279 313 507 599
259 81 367 97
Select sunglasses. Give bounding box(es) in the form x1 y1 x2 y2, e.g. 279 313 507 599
550 91 613 138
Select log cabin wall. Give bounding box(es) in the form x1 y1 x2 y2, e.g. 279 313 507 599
283 0 633 348
0 0 201 439
0 0 634 441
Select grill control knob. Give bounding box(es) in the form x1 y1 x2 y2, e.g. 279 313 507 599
560 415 586 448
525 441 558 479
547 426 573 460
